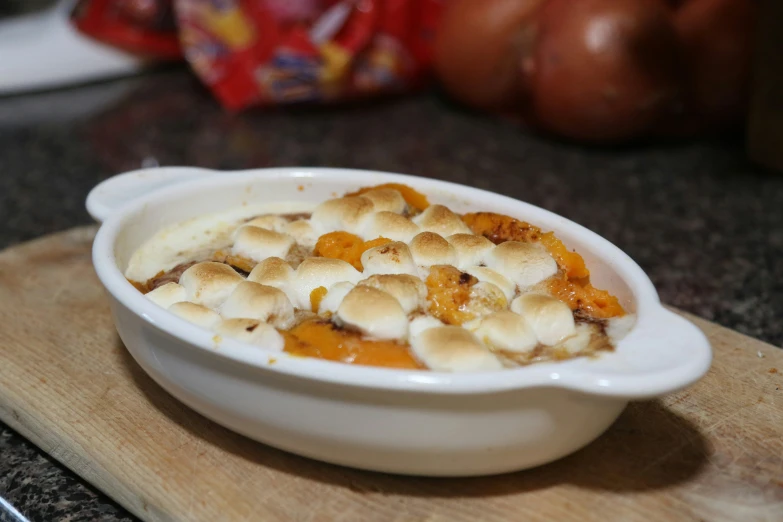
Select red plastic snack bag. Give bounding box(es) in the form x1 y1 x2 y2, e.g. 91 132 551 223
71 0 183 59
173 0 448 110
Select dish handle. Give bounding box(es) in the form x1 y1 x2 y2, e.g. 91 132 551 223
86 167 218 223
572 306 713 399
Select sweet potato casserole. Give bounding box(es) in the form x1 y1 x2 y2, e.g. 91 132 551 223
127 184 632 372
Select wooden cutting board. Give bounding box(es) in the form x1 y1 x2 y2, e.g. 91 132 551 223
0 227 781 522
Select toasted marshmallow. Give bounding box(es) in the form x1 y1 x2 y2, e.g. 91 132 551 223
485 241 557 288
361 211 420 243
359 188 406 214
336 286 408 340
511 293 575 345
410 326 502 372
470 311 537 353
358 274 427 314
464 281 508 319
416 266 433 281
446 234 494 270
311 196 375 235
318 281 355 314
292 257 362 309
408 232 458 268
409 315 445 339
248 257 294 285
215 319 284 352
360 241 419 277
283 220 317 248
180 262 244 309
464 266 516 301
146 282 186 309
243 214 288 233
247 257 295 301
412 204 471 237
168 302 221 329
560 323 593 354
220 281 294 328
233 226 295 262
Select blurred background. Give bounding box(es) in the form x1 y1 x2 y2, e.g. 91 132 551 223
0 0 779 337
1 1 773 142
0 2 781 519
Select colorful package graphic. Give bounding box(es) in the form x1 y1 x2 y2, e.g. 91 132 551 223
174 0 447 110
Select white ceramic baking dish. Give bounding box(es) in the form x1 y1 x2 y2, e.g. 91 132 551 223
88 166 711 476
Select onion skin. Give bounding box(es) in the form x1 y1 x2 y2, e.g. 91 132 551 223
527 0 681 142
433 0 545 111
433 0 758 143
673 0 758 131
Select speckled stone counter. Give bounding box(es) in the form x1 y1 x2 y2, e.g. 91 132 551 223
1 69 781 521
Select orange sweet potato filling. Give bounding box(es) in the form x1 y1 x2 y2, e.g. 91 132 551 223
129 280 149 294
313 232 392 270
462 212 624 318
282 320 423 369
345 183 430 212
309 286 328 313
462 212 589 279
425 265 479 325
546 273 625 319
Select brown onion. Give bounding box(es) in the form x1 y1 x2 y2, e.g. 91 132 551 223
433 0 545 111
527 0 682 142
433 0 757 142
673 0 758 130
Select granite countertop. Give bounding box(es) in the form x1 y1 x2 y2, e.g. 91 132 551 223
0 68 781 521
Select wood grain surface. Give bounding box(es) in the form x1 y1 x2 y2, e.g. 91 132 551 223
0 227 781 522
